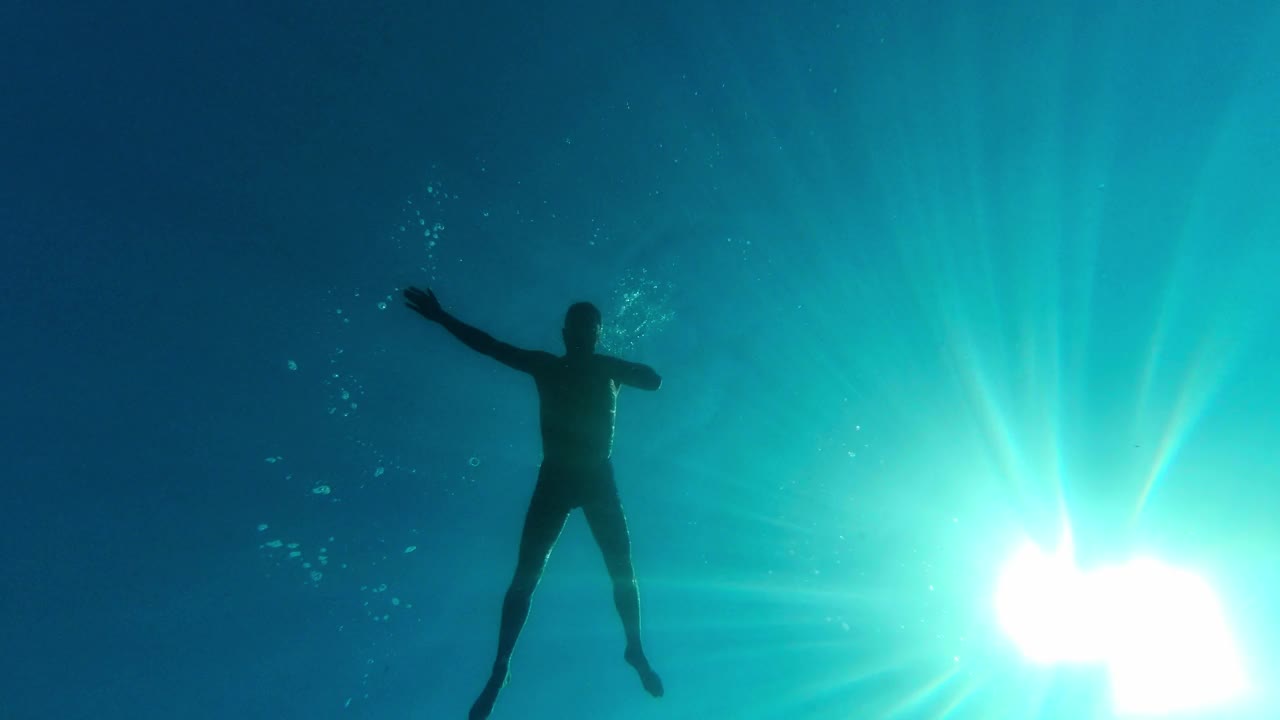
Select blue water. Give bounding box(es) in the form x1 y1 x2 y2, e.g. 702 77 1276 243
3 2 1278 718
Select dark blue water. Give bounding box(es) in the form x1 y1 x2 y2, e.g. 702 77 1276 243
3 2 1278 718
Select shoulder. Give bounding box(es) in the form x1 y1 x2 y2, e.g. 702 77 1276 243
593 353 637 379
594 353 661 390
593 353 627 370
522 350 558 372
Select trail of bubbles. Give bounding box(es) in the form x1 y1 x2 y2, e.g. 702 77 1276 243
600 268 675 354
388 180 457 282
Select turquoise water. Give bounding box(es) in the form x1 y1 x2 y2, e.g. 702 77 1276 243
2 2 1277 718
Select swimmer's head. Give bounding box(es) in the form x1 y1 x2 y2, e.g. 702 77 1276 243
563 302 602 356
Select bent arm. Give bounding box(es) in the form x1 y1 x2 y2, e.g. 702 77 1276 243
605 356 662 391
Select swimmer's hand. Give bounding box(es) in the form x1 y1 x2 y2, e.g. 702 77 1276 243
403 286 445 322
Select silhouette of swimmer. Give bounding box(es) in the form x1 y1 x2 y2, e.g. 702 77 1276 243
403 287 665 720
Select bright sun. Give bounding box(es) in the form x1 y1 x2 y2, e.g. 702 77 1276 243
995 540 1248 716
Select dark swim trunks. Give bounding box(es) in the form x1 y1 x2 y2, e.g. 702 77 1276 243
516 459 633 578
529 459 619 513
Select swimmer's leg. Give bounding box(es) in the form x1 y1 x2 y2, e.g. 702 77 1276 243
470 473 570 720
583 468 664 698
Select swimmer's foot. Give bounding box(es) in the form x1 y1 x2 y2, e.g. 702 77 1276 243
469 663 510 720
624 645 664 698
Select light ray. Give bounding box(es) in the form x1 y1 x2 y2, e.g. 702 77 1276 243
879 661 965 719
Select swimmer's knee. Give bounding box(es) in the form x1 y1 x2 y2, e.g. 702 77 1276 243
508 569 542 596
604 554 636 585
611 574 638 593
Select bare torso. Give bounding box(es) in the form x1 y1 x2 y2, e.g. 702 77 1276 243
532 354 620 466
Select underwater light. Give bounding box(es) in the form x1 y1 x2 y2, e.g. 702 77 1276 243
995 541 1248 716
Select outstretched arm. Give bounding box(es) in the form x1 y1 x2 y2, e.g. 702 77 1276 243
604 356 662 391
403 287 544 373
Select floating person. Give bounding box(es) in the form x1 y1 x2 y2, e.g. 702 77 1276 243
403 287 665 719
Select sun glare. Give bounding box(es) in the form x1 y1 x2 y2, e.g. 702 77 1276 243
995 541 1248 716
